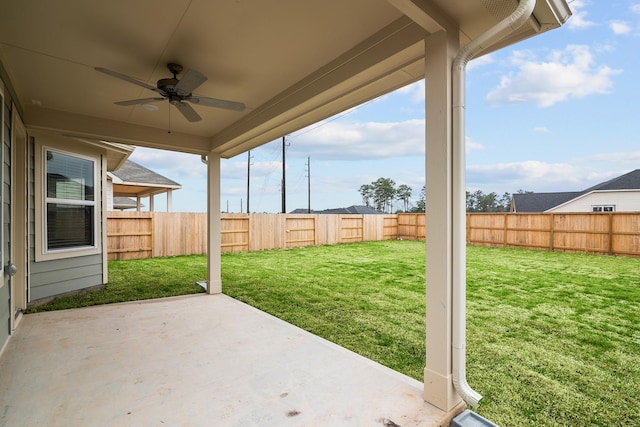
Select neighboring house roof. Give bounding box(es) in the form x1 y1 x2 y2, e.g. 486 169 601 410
112 197 142 210
290 205 385 214
512 169 640 212
108 160 181 199
512 192 583 213
111 160 181 188
582 169 640 192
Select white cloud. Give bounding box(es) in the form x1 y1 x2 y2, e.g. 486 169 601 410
467 54 494 71
222 160 281 180
610 21 632 35
632 4 640 14
467 161 589 192
567 0 596 30
129 147 206 180
395 80 424 103
533 127 550 133
584 151 640 162
291 119 425 160
466 137 485 153
486 45 621 107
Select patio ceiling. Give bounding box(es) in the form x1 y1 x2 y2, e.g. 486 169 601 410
0 0 569 158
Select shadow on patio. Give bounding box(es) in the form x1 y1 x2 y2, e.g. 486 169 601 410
0 294 462 426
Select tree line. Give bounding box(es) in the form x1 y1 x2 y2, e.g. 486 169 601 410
359 177 530 213
359 178 424 213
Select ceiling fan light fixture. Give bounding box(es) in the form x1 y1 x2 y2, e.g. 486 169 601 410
141 103 158 111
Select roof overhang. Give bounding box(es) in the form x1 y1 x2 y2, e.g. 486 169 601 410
0 0 570 158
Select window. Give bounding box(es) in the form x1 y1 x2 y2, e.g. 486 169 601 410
592 205 615 212
44 149 97 251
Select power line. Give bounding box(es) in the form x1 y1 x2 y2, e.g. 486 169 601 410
287 97 378 141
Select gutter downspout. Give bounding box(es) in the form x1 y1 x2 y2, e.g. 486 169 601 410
452 0 536 408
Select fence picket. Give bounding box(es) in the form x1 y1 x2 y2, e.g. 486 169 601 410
107 212 640 259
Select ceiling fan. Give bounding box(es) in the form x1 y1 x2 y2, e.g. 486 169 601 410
95 62 245 122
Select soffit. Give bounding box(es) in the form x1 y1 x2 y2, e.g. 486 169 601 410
0 0 569 158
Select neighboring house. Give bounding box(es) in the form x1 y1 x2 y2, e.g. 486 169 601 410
112 196 142 211
290 205 384 214
107 160 181 211
511 169 640 213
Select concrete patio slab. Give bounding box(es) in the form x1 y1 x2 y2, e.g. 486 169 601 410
0 294 458 426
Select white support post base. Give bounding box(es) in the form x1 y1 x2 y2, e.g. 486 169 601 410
424 368 463 412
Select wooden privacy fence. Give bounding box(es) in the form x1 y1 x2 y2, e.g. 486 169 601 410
107 212 398 260
466 212 640 257
107 211 640 260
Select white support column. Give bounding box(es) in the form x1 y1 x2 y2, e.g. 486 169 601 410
166 190 173 212
423 30 463 412
149 194 155 212
207 152 222 294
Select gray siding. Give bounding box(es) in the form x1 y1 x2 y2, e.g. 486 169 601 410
30 254 103 301
0 83 11 347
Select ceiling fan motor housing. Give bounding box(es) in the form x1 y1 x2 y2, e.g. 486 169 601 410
157 77 180 95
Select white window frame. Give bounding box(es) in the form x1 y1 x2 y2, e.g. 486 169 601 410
35 142 102 261
592 205 615 212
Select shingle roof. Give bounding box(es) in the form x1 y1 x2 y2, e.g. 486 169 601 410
512 192 583 212
582 169 640 192
111 160 181 187
112 197 140 210
512 169 640 212
290 205 385 214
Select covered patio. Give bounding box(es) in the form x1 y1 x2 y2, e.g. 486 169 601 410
0 0 570 423
0 294 459 426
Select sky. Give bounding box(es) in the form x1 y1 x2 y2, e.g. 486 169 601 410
129 1 640 213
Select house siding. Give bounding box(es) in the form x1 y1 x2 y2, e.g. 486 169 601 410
549 191 640 213
0 79 12 349
29 255 103 301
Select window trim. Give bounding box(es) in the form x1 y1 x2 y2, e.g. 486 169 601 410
592 205 615 212
35 142 102 261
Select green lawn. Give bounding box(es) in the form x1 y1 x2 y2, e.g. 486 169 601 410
29 241 640 426
222 241 640 427
26 256 206 312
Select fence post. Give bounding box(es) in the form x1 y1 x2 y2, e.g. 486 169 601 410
151 215 155 257
503 213 508 247
466 213 470 243
608 213 614 255
549 214 554 252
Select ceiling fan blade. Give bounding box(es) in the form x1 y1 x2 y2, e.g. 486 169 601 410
95 67 163 94
171 100 202 122
114 97 165 106
187 96 245 112
174 69 207 96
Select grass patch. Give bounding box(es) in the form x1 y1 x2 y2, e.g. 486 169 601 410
26 255 205 313
27 241 640 425
222 241 640 427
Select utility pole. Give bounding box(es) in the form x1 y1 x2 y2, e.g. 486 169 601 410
282 136 287 213
247 150 251 214
307 156 311 213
